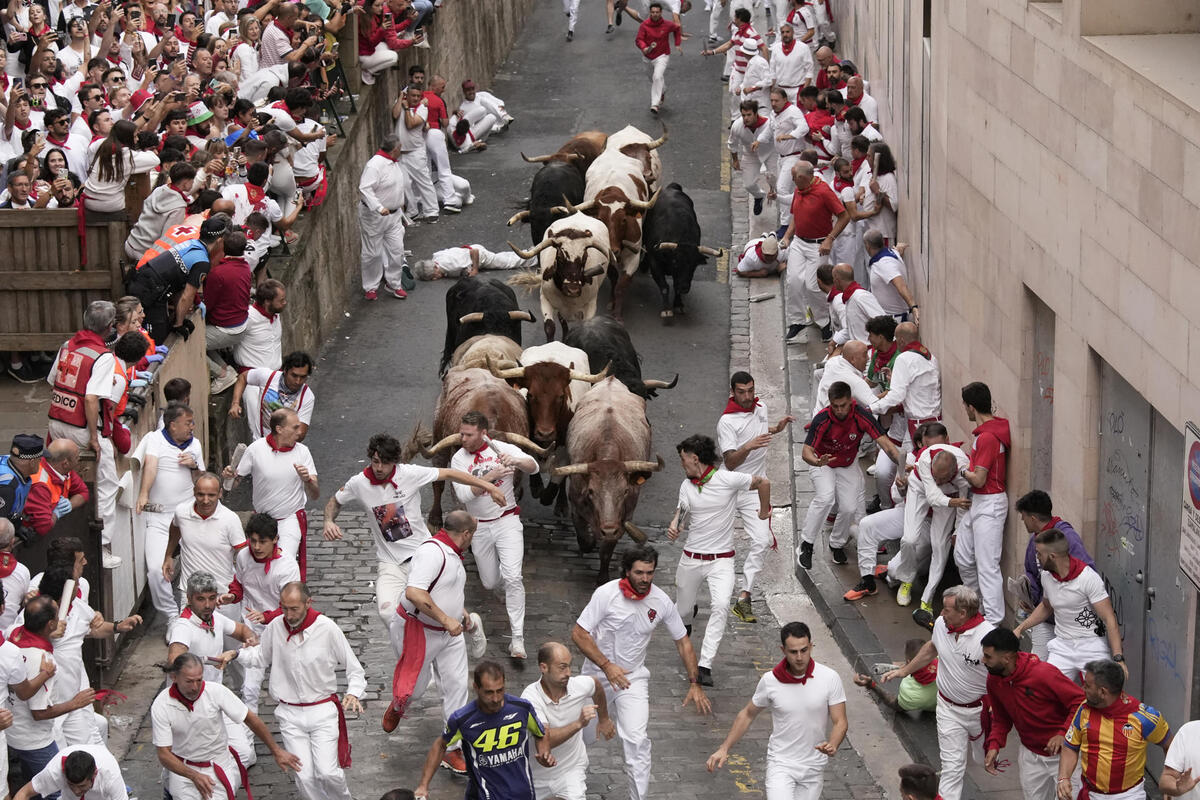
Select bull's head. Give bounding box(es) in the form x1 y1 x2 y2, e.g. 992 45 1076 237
552 456 663 538
489 361 610 445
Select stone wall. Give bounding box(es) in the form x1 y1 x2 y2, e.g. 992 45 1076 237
272 0 537 358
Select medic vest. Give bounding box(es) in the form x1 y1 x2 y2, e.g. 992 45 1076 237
48 335 107 428
28 462 65 510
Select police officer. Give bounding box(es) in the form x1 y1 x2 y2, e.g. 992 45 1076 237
0 435 43 538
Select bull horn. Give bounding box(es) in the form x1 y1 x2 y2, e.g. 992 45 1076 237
520 152 553 163
458 312 485 325
486 356 525 381
622 455 665 473
627 188 661 213
583 263 607 278
624 521 649 543
506 210 531 226
562 195 596 214
569 361 610 384
420 433 462 458
508 310 536 322
492 432 550 457
508 238 554 260
620 239 642 252
698 245 724 257
643 373 679 390
655 242 678 251
646 123 669 150
551 462 591 477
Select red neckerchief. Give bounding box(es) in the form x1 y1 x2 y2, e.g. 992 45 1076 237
777 101 794 114
46 134 70 148
374 149 397 162
868 341 898 374
252 546 283 573
181 607 215 635
10 626 53 652
912 659 938 685
253 301 276 324
851 155 867 175
746 115 767 131
265 433 294 453
273 19 293 36
193 502 215 520
169 682 204 711
1048 557 1087 583
723 397 759 415
1040 517 1063 531
433 529 464 558
363 466 398 488
772 657 815 684
12 118 31 131
285 607 320 640
689 465 716 490
169 184 190 206
245 184 266 210
841 281 866 302
846 90 862 106
780 39 795 55
903 341 932 360
946 613 985 635
619 578 650 600
0 552 17 579
833 175 853 192
271 100 290 112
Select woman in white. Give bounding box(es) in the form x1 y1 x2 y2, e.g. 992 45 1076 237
232 16 260 79
83 120 159 214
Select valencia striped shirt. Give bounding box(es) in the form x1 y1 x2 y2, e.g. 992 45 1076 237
1063 694 1169 794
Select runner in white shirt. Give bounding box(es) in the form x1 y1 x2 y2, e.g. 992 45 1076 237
863 232 915 319
668 434 768 687
734 233 787 277
323 432 504 625
166 572 259 768
520 641 616 800
226 408 318 578
14 743 127 800
232 280 286 371
831 263 887 345
412 243 532 281
812 343 877 415
151 653 300 800
136 404 204 622
768 23 815 102
881 586 995 800
237 583 364 800
229 352 316 442
1161 720 1200 800
717 373 794 625
449 411 539 659
383 511 484 777
869 323 942 445
218 514 300 712
1013 529 1124 682
707 621 848 800
0 593 48 787
727 101 774 217
0 533 31 631
766 88 810 230
164 475 245 612
572 545 711 800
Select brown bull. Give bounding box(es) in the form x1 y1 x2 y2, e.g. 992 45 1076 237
552 376 664 582
519 130 609 173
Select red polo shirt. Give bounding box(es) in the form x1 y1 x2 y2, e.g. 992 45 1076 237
789 178 845 239
423 91 448 130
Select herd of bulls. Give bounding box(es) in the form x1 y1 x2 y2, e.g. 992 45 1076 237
406 124 722 580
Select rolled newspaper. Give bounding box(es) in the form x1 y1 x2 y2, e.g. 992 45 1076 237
58 578 77 620
224 442 247 491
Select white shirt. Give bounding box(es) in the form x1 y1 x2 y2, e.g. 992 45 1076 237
930 616 993 704
37 595 93 701
912 443 971 511
232 546 300 616
576 580 686 675
241 368 315 441
717 401 769 475
150 680 247 761
0 562 31 631
849 91 879 123
771 102 810 158
521 675 597 784
9 643 56 749
238 612 366 703
293 119 327 179
1040 565 1110 641
741 54 772 98
334 465 440 564
833 286 887 346
431 246 481 277
870 350 942 421
1164 720 1200 800
168 609 238 682
395 102 428 152
144 431 205 507
769 40 815 87
734 237 783 276
450 439 534 520
232 43 260 82
677 470 753 553
867 249 908 315
359 152 407 214
172 500 245 593
233 305 282 371
32 744 128 800
829 293 846 337
726 116 772 159
751 662 846 768
867 171 898 243
220 183 282 228
399 537 466 625
236 438 316 519
0 639 24 713
813 355 877 415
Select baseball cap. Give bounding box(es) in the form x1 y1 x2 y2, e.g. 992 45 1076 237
187 100 213 126
10 434 43 460
760 234 778 257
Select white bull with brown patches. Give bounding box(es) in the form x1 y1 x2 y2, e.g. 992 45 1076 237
606 123 668 191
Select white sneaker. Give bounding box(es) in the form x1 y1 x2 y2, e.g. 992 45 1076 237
787 327 812 345
210 369 238 394
466 613 486 659
465 194 476 206
102 547 122 569
509 636 526 659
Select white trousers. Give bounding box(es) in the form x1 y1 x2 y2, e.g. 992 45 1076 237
205 322 246 379
917 505 957 607
144 509 179 621
242 619 266 712
57 706 103 747
400 148 438 218
386 616 470 723
598 666 652 800
737 150 771 200
359 41 398 75
425 130 458 206
475 91 509 123
166 752 240 800
874 446 898 508
95 436 117 546
954 491 1008 623
935 695 983 800
473 248 533 271
647 55 669 108
765 761 824 800
775 154 801 227
735 489 773 593
785 238 830 327
1079 784 1146 800
535 768 587 800
275 701 351 800
275 512 302 566
562 0 580 29
225 716 256 769
1028 620 1054 661
1018 744 1057 800
707 0 726 37
675 555 735 669
377 560 412 627
856 505 904 576
469 112 500 143
799 464 861 548
358 207 406 293
1047 635 1110 682
471 514 526 639
728 71 744 119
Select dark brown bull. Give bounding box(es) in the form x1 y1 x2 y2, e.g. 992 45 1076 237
551 377 664 582
518 130 609 172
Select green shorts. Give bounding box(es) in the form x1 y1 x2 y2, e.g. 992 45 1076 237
897 675 937 712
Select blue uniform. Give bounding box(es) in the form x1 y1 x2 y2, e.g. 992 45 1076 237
0 456 32 524
443 694 546 800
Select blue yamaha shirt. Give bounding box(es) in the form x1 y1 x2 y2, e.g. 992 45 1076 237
442 694 546 800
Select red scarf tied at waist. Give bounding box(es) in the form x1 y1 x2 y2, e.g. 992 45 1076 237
283 694 352 768
772 657 816 684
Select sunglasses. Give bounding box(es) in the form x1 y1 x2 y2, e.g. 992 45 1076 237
109 76 125 83
29 83 46 88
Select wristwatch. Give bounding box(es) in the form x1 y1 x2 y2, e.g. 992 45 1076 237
1113 654 1125 663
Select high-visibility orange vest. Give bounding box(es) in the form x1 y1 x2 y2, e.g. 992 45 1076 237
48 331 109 429
136 224 200 268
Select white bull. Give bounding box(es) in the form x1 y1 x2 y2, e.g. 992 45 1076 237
606 123 668 191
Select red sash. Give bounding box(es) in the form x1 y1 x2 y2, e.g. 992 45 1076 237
280 695 351 767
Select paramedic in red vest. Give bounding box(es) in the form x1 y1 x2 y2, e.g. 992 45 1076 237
229 351 316 442
955 382 1011 625
23 440 89 537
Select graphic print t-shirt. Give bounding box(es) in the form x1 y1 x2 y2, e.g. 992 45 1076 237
443 695 545 800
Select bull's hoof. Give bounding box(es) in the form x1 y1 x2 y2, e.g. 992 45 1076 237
660 309 673 319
